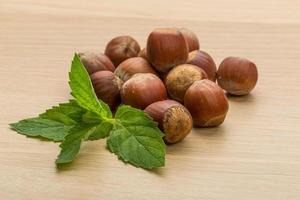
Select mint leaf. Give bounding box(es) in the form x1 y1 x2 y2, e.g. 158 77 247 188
88 121 112 140
82 111 103 124
56 124 96 164
69 54 112 119
10 100 99 142
107 105 166 169
40 100 86 124
114 105 162 129
10 118 72 142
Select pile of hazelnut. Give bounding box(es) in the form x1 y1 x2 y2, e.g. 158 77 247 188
79 28 258 144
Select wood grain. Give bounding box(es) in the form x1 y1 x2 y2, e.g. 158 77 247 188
1 0 300 199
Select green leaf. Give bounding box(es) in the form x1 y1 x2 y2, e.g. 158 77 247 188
82 111 103 124
10 118 73 142
114 105 161 130
88 121 113 140
69 54 112 119
40 100 86 125
56 124 96 164
107 105 166 169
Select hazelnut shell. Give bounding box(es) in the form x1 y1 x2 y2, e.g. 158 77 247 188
145 100 193 144
90 71 123 109
217 57 258 95
165 64 207 102
147 28 188 72
187 50 217 81
114 57 158 82
179 28 200 52
184 79 229 127
105 35 141 66
121 73 167 109
78 52 115 74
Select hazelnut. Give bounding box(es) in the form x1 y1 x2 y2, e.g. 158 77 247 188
217 57 258 95
184 80 229 127
147 28 188 72
138 48 148 61
165 64 207 102
114 57 158 82
78 52 115 74
187 50 217 81
145 100 193 144
179 28 200 52
90 71 123 109
105 35 141 66
121 73 167 109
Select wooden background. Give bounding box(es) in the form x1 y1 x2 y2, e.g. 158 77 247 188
1 0 300 199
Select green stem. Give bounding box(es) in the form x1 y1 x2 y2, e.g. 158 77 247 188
105 118 116 124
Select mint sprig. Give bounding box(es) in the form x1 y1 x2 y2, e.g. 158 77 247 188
10 53 166 169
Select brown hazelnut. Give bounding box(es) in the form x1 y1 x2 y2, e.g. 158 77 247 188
165 64 207 102
114 57 158 82
105 35 141 66
138 48 148 61
179 28 200 52
145 100 193 144
184 80 229 127
78 52 115 74
217 57 258 95
90 71 123 109
121 73 167 109
147 28 188 72
187 50 217 81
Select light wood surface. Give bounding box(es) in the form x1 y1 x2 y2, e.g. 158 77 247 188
1 1 300 199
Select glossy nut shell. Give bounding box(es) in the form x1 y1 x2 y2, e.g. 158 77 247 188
79 52 115 74
121 73 167 109
90 71 123 109
105 35 141 66
114 57 157 82
184 80 229 127
179 28 200 52
217 57 258 95
187 50 217 81
147 28 188 72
